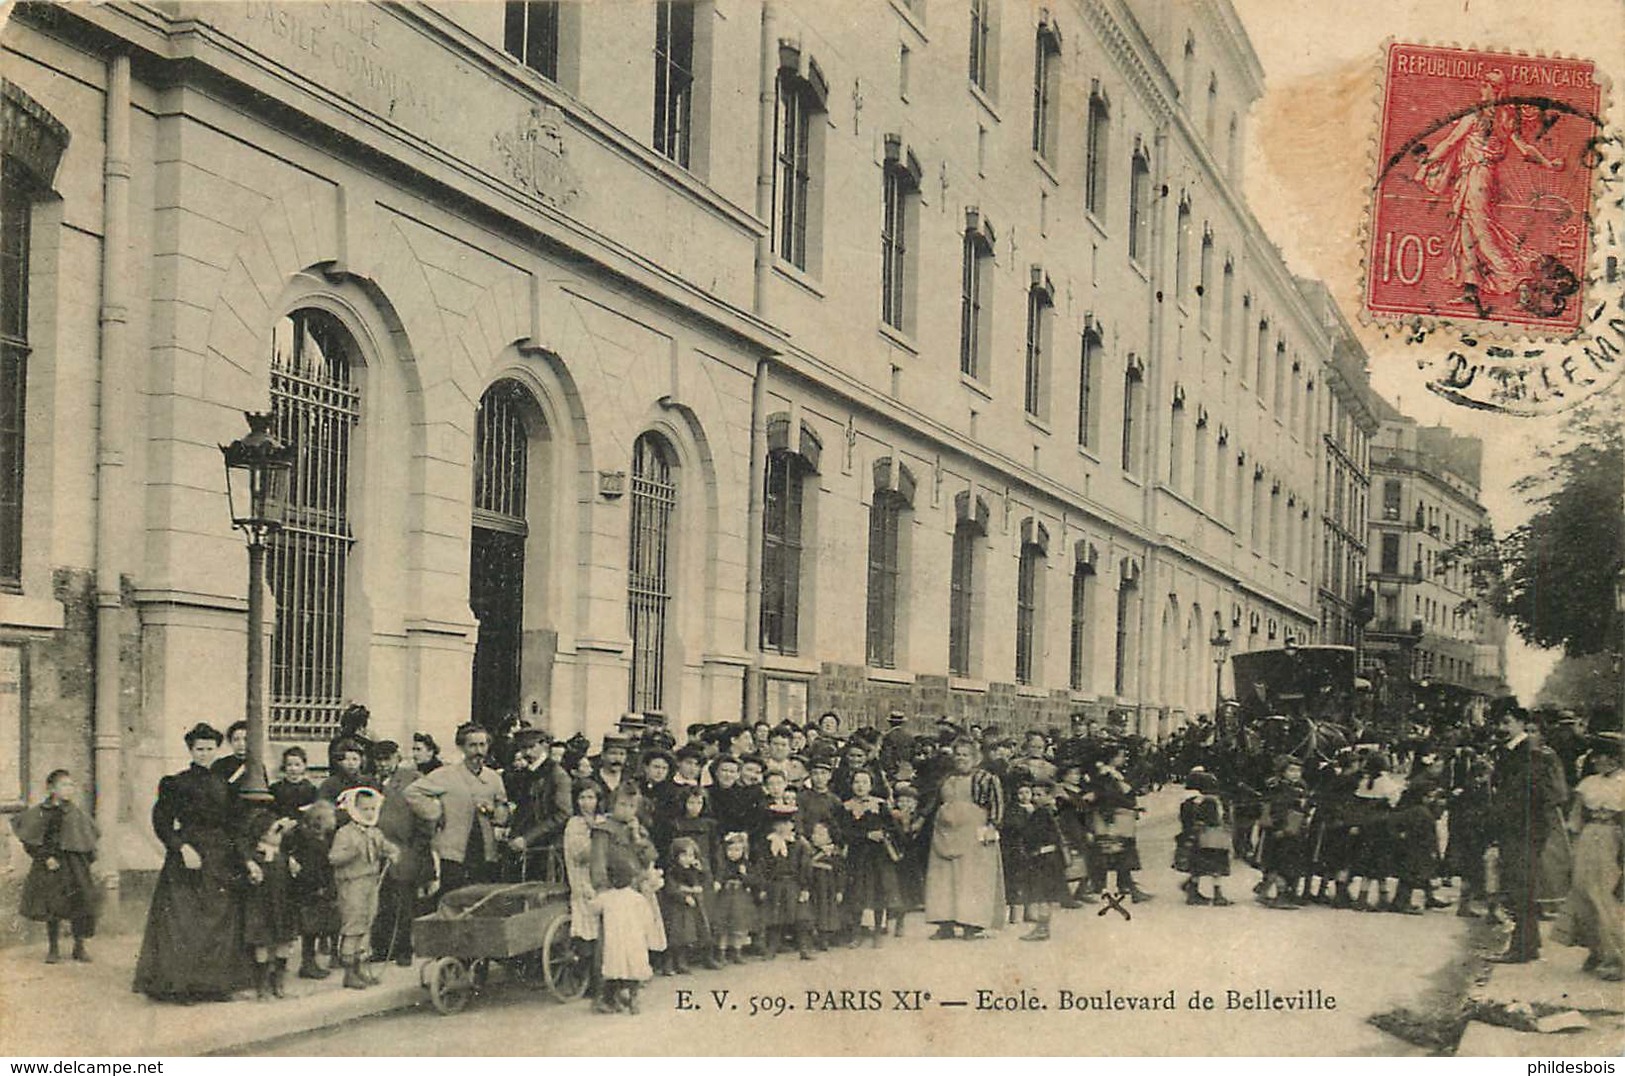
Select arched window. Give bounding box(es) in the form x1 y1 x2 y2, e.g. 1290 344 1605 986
628 433 677 714
269 308 362 742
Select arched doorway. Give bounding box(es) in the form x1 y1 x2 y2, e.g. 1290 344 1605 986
469 379 539 728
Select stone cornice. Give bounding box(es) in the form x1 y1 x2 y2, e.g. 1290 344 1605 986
1194 0 1266 100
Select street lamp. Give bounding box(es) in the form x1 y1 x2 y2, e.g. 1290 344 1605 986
221 411 295 804
1210 626 1232 731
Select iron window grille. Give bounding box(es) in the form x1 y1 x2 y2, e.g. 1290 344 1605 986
628 433 676 714
268 309 362 743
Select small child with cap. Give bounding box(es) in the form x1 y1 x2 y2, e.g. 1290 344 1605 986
328 787 399 989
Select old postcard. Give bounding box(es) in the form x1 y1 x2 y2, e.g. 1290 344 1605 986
0 0 1621 1060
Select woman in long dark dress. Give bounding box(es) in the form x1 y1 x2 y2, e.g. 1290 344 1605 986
133 722 250 1002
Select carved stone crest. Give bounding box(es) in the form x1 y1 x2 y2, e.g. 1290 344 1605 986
493 104 581 209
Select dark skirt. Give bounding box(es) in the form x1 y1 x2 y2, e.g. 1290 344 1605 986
712 880 757 936
1348 812 1398 879
760 876 808 928
242 861 298 947
20 852 99 925
1263 831 1309 877
805 870 845 933
1024 849 1069 904
846 845 900 912
1093 835 1142 873
1191 845 1232 877
659 893 711 948
133 847 249 999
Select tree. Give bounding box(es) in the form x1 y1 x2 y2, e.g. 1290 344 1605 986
1490 398 1623 656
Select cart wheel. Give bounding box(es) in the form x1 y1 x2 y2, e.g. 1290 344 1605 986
541 912 588 1002
427 957 473 1015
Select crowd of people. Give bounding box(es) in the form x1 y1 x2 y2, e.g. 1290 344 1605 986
6 696 1621 1013
1164 701 1623 984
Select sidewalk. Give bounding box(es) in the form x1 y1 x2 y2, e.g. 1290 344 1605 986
1456 944 1625 1056
0 933 425 1056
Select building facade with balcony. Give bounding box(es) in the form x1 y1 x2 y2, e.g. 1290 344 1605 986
1364 409 1500 703
0 0 1334 880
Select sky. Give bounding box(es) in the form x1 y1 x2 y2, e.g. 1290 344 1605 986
1227 0 1625 701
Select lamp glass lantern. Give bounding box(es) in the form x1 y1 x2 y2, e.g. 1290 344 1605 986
221 411 294 535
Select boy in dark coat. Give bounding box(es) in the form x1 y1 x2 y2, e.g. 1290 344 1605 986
757 804 815 960
11 769 99 964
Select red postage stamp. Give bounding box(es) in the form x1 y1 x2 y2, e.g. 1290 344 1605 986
1366 44 1603 335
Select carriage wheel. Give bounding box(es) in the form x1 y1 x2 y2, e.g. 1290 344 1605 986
427 957 473 1015
541 913 588 1002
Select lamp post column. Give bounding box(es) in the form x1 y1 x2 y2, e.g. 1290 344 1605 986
245 530 269 802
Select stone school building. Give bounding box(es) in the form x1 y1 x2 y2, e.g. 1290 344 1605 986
0 0 1334 882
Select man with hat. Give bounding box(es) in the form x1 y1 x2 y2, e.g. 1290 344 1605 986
504 727 571 878
593 733 632 796
1488 706 1568 963
879 710 914 776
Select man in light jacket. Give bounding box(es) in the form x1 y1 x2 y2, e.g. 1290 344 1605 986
406 722 511 892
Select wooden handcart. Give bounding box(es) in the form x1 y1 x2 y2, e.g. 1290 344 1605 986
411 850 588 1014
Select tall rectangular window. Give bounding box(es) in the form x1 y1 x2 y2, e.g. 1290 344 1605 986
1199 233 1214 331
1024 280 1052 417
1255 319 1269 394
865 494 902 668
1069 564 1092 691
949 520 979 677
653 1 696 168
1192 418 1208 509
1015 543 1043 685
1220 260 1234 350
760 450 804 655
1380 532 1400 575
0 160 33 589
1077 329 1100 448
774 74 814 270
960 224 993 378
1174 200 1191 302
1128 149 1150 263
1085 91 1109 218
1120 364 1142 472
968 0 991 91
1168 401 1185 490
881 159 917 332
1382 478 1401 521
1213 436 1227 521
1113 578 1135 696
504 1 560 80
1031 22 1060 161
